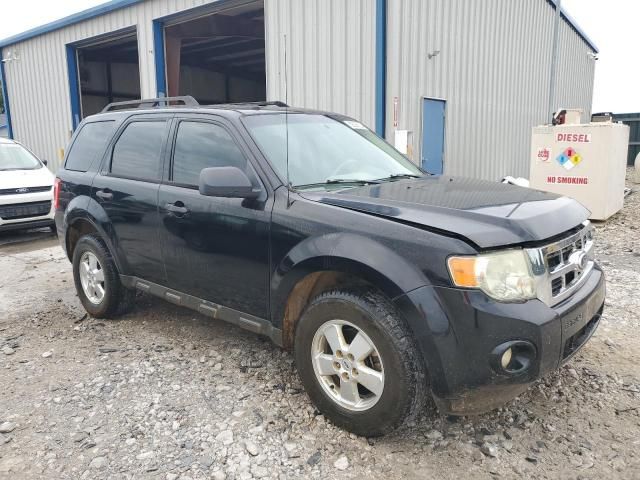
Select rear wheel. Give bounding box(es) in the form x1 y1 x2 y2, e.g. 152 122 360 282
72 234 135 318
294 289 427 436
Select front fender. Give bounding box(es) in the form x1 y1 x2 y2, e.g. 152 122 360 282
270 232 429 328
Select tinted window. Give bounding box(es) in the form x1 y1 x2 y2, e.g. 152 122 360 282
111 121 166 180
65 121 115 172
172 121 247 186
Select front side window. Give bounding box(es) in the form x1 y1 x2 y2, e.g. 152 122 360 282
0 143 42 171
243 114 422 188
172 121 247 186
111 121 166 180
66 121 115 172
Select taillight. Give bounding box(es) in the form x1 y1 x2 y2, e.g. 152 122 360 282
53 178 61 210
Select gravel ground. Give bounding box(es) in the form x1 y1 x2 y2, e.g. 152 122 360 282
0 170 639 480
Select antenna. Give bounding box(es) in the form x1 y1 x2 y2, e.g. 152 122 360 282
284 33 291 207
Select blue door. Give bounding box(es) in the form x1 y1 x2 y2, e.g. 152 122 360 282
421 98 446 174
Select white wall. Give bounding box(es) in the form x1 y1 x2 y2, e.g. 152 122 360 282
2 0 220 171
264 0 377 130
386 0 596 179
2 0 594 179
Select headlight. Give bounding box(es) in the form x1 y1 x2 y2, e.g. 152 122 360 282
447 250 536 302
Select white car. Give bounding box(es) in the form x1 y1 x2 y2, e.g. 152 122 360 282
0 138 55 233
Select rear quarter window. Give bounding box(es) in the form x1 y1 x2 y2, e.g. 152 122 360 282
65 121 116 172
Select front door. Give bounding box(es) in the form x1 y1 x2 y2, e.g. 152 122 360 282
421 98 446 174
157 117 272 319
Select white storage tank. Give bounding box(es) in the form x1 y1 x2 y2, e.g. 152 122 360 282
530 119 630 220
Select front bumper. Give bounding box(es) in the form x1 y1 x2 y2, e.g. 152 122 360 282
0 218 54 232
0 191 55 232
394 266 605 415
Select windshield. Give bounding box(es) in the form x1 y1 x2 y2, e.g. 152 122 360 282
243 113 422 188
0 143 42 171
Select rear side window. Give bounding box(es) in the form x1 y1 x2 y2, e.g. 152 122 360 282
111 121 166 180
172 121 247 186
65 121 115 172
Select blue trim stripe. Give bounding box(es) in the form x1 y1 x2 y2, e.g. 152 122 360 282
0 48 13 139
0 0 145 48
66 45 82 130
375 0 386 137
153 20 166 97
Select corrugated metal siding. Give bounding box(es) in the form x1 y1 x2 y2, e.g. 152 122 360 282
1 0 214 173
264 0 376 130
3 0 593 178
555 15 596 122
386 0 595 180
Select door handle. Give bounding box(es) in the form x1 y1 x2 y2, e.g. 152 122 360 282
165 202 189 215
96 189 113 200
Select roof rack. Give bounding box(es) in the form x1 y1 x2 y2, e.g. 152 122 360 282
215 101 289 108
101 96 199 113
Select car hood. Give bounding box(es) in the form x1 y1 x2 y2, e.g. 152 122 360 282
298 176 590 248
0 167 54 190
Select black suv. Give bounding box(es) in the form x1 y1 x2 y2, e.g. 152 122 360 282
55 97 605 436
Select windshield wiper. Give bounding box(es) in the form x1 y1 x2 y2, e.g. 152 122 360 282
295 178 381 190
376 173 423 181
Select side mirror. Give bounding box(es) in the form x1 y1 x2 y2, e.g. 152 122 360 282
41 159 48 166
199 166 260 199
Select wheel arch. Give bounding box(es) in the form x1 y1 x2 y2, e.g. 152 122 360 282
64 198 128 275
272 233 429 349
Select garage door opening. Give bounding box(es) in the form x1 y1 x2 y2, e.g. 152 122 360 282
76 31 141 118
162 1 265 104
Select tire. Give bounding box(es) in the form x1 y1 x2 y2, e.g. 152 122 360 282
72 234 135 318
294 288 427 436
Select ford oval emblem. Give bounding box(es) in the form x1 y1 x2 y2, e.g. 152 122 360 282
569 251 588 270
17 187 29 193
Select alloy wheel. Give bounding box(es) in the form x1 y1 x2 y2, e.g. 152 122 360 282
79 251 105 305
311 319 385 411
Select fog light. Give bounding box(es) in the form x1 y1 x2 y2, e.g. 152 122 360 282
500 348 513 369
490 340 536 375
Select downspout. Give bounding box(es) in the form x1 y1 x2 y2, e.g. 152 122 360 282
0 48 14 139
375 0 387 138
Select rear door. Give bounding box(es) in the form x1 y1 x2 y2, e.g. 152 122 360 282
157 115 272 319
91 114 172 284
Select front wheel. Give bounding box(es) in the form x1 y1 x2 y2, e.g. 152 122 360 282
294 289 427 436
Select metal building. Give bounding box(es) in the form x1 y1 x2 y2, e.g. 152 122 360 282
0 0 597 178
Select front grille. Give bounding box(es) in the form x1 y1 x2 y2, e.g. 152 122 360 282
0 185 52 195
544 225 594 303
527 222 595 306
0 201 51 220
